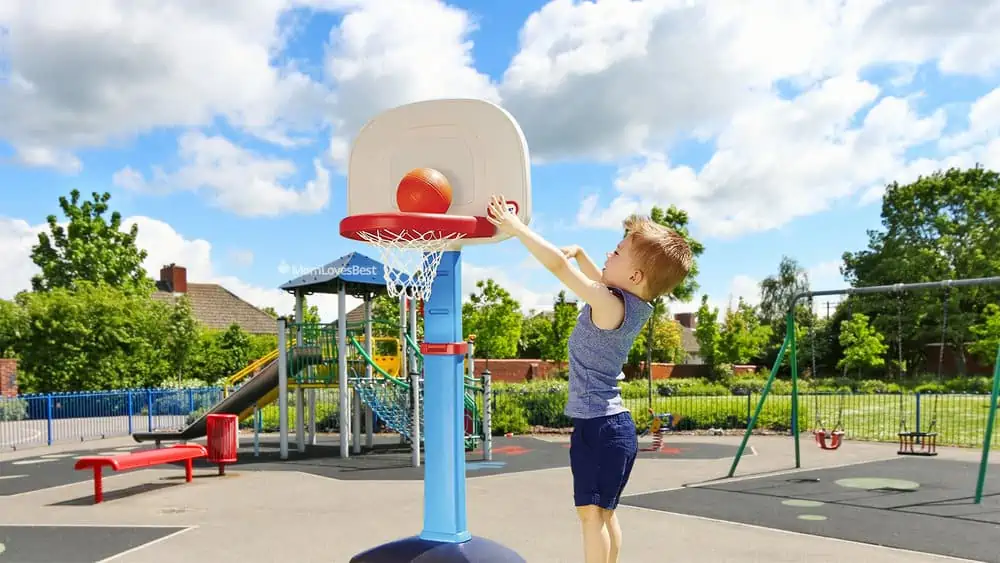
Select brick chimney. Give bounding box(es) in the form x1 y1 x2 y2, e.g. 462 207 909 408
160 264 187 293
674 312 696 329
0 359 17 397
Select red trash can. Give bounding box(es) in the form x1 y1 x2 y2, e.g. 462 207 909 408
206 413 239 475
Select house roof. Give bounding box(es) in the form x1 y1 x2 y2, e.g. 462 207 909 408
279 252 394 298
346 303 368 324
151 282 278 335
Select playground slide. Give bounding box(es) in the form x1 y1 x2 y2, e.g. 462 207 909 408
131 359 280 443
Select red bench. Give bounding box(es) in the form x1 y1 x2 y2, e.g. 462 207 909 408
74 444 208 503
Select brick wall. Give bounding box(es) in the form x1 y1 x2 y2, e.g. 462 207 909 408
0 359 17 397
472 359 562 383
472 358 759 383
623 362 758 380
924 344 994 376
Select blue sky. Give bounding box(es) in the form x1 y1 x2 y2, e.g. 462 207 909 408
2 0 998 321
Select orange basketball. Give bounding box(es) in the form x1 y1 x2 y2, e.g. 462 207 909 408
396 168 452 213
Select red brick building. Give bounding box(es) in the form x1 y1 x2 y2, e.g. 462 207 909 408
0 359 17 397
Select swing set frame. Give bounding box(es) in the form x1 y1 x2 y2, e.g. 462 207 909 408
726 276 1000 505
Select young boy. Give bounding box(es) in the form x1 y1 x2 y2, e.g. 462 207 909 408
486 195 693 563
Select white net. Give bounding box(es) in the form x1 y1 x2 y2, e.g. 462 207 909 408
357 228 466 300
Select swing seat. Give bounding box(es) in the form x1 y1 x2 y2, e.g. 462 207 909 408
897 431 938 456
814 429 844 450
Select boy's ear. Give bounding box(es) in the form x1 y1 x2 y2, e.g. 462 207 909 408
629 268 644 285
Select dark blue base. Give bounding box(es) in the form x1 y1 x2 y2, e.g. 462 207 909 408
349 535 526 563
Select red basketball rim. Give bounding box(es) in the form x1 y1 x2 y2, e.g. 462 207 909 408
340 212 497 241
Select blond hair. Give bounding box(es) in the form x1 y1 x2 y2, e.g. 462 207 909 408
622 214 693 298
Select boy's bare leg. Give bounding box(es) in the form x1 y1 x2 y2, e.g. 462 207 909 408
602 509 622 563
576 505 610 563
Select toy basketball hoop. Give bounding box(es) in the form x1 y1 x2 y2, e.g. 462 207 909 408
340 212 496 300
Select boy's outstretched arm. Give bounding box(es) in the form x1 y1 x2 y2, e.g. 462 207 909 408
562 245 602 282
486 196 624 326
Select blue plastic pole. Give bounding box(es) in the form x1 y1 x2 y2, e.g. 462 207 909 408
419 250 471 543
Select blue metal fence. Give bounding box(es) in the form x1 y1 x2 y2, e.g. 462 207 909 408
4 386 998 452
0 387 222 450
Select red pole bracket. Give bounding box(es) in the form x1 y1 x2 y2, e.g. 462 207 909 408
421 342 469 356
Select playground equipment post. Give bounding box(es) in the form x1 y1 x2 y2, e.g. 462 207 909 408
277 317 288 460
974 343 1000 504
482 367 492 461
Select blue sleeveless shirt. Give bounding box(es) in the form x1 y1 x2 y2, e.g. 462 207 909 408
564 286 654 419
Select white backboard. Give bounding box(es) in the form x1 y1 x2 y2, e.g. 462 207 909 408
347 98 531 245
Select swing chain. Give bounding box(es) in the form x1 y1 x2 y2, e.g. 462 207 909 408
927 284 951 433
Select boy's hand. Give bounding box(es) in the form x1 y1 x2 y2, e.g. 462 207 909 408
486 194 524 236
560 245 581 259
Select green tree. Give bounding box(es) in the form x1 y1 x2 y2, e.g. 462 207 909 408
299 296 321 324
518 310 551 359
15 282 173 393
542 291 578 366
628 309 684 364
0 299 28 359
640 205 704 302
837 313 889 375
462 279 522 359
694 295 720 366
969 303 1000 364
363 293 423 341
165 295 200 385
759 256 810 324
841 165 1000 375
30 190 152 294
758 256 820 374
717 298 772 365
626 205 705 378
217 324 254 378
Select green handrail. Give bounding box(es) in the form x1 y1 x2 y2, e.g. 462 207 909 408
348 336 410 390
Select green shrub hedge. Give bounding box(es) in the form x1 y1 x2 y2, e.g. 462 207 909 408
482 373 993 436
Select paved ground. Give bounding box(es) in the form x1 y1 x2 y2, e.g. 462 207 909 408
0 431 994 562
0 525 188 562
1 433 742 492
623 456 999 562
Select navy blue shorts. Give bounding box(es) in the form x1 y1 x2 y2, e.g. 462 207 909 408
569 411 638 510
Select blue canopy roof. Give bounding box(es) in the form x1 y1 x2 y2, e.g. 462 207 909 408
278 252 401 297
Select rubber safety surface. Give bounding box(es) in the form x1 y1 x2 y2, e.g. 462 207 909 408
622 457 1000 562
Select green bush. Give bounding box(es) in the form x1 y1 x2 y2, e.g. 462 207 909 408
517 389 571 427
0 398 28 421
490 394 530 435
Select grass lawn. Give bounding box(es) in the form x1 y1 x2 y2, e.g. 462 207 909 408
630 393 1000 449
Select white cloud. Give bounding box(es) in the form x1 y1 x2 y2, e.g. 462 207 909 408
461 261 557 314
501 0 1000 162
578 74 948 237
113 132 331 217
670 273 760 316
860 85 1000 204
0 214 359 323
126 216 357 323
229 249 256 268
0 0 334 173
0 217 45 299
670 258 848 318
321 0 498 170
495 0 998 237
